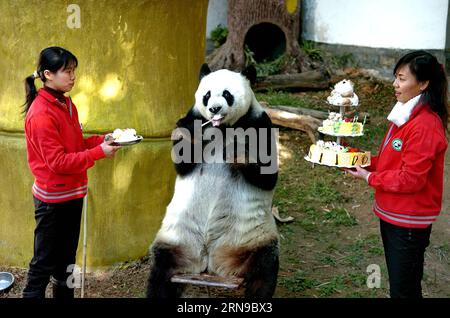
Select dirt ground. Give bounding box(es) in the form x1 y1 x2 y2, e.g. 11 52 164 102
1 73 449 298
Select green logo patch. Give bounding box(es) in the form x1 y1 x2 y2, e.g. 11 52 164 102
392 138 403 151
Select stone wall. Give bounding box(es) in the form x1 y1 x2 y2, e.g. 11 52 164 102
313 42 448 80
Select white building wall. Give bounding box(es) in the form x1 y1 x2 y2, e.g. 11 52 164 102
302 0 449 50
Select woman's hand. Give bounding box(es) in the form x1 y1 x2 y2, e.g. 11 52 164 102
101 138 121 158
344 166 370 182
104 133 114 142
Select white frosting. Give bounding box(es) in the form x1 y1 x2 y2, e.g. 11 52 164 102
327 92 359 106
113 128 137 142
323 112 360 124
316 140 347 152
328 112 343 121
333 79 354 96
322 112 339 127
327 79 359 106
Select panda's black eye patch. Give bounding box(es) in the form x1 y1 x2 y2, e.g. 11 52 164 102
222 90 234 106
203 91 211 106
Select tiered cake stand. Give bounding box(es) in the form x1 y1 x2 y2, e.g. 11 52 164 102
322 103 364 144
304 102 369 168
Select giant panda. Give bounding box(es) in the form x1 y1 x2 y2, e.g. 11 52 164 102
146 64 279 298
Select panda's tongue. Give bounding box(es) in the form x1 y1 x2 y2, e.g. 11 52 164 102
212 115 224 127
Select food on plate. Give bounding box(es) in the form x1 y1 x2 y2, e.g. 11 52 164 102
305 140 371 167
112 128 138 142
327 79 359 106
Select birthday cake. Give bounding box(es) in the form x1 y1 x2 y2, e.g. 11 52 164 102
305 79 370 167
112 128 138 142
305 141 370 167
327 79 359 106
318 112 364 136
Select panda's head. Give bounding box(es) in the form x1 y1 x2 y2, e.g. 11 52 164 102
194 64 257 127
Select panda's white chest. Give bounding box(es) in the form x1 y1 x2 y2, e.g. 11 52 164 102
160 163 273 245
168 164 247 219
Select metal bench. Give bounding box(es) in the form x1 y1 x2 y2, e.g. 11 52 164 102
170 273 244 297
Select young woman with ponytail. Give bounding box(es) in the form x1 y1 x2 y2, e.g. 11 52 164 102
346 50 448 298
22 46 121 298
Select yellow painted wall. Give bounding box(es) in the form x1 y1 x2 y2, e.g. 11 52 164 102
0 0 208 268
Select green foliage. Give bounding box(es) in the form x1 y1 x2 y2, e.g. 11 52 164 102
244 45 287 77
364 234 384 255
323 208 358 226
344 253 365 267
368 245 384 256
300 40 323 61
317 275 346 297
432 243 450 263
307 181 344 204
244 45 256 65
280 270 318 292
279 222 295 240
210 24 228 48
255 90 309 107
341 235 385 267
318 254 337 266
347 272 367 287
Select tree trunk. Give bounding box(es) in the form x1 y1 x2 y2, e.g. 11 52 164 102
263 106 321 143
254 70 330 91
266 105 371 123
268 104 330 119
207 0 313 73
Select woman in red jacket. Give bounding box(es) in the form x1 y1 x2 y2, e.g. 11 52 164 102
346 51 448 298
22 47 121 298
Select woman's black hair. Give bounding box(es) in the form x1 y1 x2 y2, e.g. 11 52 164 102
23 46 78 114
394 50 449 132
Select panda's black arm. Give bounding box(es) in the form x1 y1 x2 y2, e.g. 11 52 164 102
172 107 205 176
239 163 278 191
232 111 278 191
175 107 206 133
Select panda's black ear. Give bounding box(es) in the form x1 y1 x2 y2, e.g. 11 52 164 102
199 63 212 81
241 65 257 85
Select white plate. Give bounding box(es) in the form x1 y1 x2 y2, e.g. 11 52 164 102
317 127 364 137
304 155 370 168
112 135 143 146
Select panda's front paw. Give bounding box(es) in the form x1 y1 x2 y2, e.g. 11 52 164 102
172 127 201 144
229 153 258 170
234 154 249 165
172 127 187 141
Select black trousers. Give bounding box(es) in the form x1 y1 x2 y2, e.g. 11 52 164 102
22 196 83 298
380 219 432 298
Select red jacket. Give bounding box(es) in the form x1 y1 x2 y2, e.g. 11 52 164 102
25 88 106 203
367 103 448 228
